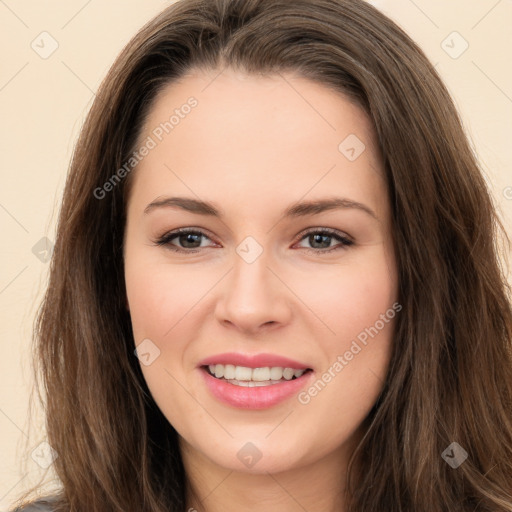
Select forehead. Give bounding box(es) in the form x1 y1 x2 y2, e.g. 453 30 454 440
128 68 387 220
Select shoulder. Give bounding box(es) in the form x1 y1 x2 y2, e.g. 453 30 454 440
11 498 58 512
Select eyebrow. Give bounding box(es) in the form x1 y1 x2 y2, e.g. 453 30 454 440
144 196 378 220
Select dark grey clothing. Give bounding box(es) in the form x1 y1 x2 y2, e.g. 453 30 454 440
12 498 57 511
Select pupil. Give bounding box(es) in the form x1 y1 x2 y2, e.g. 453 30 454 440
181 233 201 248
310 234 330 249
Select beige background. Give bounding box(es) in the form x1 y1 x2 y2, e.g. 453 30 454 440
1 0 511 508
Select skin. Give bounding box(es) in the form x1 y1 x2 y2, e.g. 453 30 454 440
123 67 398 512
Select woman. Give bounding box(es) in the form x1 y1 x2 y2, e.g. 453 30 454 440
13 0 512 510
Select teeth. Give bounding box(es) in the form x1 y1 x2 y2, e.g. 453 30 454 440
235 365 252 381
205 364 308 382
214 364 224 378
270 367 283 380
252 367 270 381
227 380 282 387
224 364 236 380
283 368 295 380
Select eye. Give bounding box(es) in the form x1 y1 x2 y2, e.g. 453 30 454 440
293 228 354 254
153 227 354 254
153 228 216 253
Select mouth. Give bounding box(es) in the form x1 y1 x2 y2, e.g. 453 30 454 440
201 364 314 387
197 352 315 408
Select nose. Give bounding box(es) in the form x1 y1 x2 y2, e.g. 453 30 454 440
214 249 292 335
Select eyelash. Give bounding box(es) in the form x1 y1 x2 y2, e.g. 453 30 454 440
153 227 354 254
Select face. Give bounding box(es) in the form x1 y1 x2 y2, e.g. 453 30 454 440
123 67 398 476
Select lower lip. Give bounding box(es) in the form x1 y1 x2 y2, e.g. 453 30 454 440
200 367 314 409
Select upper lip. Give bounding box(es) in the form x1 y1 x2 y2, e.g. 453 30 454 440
198 352 312 370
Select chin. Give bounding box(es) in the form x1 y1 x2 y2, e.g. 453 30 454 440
186 432 314 475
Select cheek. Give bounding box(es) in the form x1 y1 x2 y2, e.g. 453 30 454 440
293 249 397 346
124 257 202 415
125 254 203 340
296 285 396 442
337 261 396 341
293 249 397 402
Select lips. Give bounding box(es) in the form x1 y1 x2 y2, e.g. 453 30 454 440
197 352 314 409
197 352 312 370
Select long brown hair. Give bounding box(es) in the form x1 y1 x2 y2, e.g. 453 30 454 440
14 0 512 510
